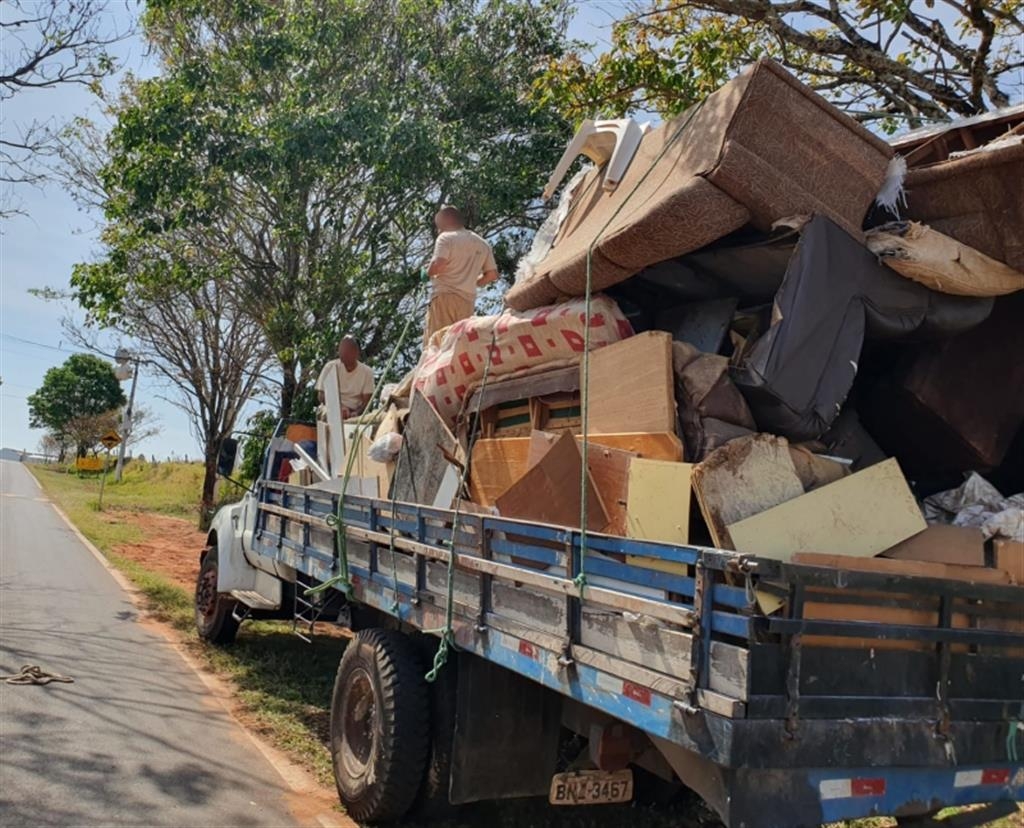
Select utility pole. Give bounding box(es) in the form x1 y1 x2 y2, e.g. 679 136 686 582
114 349 139 482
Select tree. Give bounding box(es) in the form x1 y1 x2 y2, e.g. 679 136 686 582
0 1 126 212
536 0 1024 130
71 0 574 417
66 272 272 527
28 353 126 458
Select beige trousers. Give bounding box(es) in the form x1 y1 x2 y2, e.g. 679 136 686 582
424 292 474 345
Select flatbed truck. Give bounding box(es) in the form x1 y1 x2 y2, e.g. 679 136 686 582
195 423 1024 826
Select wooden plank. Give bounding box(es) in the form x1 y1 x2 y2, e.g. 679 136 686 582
495 431 608 532
491 580 568 636
994 538 1024 585
579 607 692 678
728 459 928 561
585 442 637 537
625 458 693 545
587 432 682 461
469 433 682 509
708 641 749 701
881 524 985 567
467 364 579 412
793 552 1013 585
692 434 803 549
322 366 346 476
585 332 676 435
343 524 696 628
392 391 460 506
468 438 530 507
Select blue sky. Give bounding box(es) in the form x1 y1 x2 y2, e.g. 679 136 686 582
0 1 627 457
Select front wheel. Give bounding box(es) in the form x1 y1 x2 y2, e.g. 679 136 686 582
330 628 430 822
194 550 239 644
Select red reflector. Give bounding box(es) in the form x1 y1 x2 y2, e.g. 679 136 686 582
518 641 536 659
851 778 886 797
981 768 1011 785
622 682 651 706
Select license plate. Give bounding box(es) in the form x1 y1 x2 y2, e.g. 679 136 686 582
548 769 634 806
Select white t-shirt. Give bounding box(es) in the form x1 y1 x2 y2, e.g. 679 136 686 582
430 229 498 302
315 359 374 412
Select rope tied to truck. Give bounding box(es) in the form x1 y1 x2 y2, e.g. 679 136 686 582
424 329 499 682
310 280 428 600
575 97 708 595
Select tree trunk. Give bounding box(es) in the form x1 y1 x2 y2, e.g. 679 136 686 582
280 359 298 418
199 441 219 531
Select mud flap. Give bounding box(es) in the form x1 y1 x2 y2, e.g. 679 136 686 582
449 652 561 804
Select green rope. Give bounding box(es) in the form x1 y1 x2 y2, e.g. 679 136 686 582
575 99 708 596
306 281 427 600
425 330 498 683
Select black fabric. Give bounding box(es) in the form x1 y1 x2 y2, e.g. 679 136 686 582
731 216 993 442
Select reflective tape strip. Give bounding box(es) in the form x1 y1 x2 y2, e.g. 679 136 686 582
955 769 1011 787
819 778 886 800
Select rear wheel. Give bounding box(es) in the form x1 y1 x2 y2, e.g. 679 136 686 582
194 551 239 644
330 628 430 822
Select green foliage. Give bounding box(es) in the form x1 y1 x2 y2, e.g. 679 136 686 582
28 354 126 456
537 0 1023 129
239 409 278 483
73 0 575 416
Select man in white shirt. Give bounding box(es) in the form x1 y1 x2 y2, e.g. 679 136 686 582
316 336 374 419
424 205 499 344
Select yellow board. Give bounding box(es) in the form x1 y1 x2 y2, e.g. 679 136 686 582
727 458 927 561
74 456 105 472
625 458 693 547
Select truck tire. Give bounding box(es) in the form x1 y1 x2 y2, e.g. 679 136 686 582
194 550 240 644
331 628 430 823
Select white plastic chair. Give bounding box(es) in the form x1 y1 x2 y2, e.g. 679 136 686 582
542 118 647 200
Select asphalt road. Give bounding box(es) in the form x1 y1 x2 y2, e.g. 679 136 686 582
0 460 305 827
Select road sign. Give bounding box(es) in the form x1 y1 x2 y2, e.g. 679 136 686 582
100 430 122 450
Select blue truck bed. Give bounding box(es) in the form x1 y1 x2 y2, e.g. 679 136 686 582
252 479 1024 826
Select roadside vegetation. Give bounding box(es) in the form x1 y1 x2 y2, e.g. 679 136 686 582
28 461 1021 828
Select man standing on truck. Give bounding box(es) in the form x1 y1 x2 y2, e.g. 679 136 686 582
424 205 499 344
316 335 374 419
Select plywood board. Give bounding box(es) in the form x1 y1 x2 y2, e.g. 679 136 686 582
881 524 985 567
728 458 928 561
495 431 608 531
625 458 693 545
585 332 676 435
433 464 461 509
692 434 803 549
527 430 559 469
392 391 460 505
584 442 637 536
468 438 531 507
587 432 683 461
994 538 1024 585
469 432 679 508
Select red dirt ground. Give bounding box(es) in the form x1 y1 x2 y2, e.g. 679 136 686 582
111 511 207 592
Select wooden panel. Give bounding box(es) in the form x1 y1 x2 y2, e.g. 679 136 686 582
393 391 460 505
793 552 1013 584
469 433 682 509
728 459 928 561
584 442 637 537
585 331 676 435
468 438 530 507
692 434 803 549
425 560 481 610
491 580 567 636
625 458 693 545
709 641 749 700
881 524 985 567
994 538 1024 585
579 607 692 679
495 431 608 531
